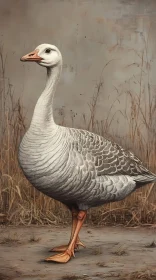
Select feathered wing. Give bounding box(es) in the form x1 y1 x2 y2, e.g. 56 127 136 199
70 128 156 185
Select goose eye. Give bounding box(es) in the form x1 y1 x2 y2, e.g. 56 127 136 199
45 48 51 54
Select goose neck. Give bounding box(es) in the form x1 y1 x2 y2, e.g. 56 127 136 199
30 63 62 130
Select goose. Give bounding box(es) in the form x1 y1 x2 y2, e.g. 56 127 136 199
19 44 156 263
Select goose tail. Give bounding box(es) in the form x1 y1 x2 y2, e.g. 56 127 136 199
132 172 156 186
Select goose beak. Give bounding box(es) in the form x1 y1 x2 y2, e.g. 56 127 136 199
20 49 42 62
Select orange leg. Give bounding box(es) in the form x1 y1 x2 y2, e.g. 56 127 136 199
50 209 85 252
45 210 87 263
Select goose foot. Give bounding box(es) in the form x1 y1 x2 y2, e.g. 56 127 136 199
46 210 87 263
50 240 85 252
45 248 74 263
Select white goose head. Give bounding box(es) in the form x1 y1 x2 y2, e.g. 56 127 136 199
20 43 62 68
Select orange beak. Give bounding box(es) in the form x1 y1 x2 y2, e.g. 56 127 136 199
20 49 42 62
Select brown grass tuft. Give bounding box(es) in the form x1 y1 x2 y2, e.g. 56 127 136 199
121 270 156 280
0 233 20 245
145 241 156 248
29 234 41 243
0 273 13 280
96 262 107 267
92 247 103 255
112 244 128 256
61 275 89 280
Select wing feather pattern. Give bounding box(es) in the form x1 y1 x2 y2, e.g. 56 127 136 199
70 128 156 184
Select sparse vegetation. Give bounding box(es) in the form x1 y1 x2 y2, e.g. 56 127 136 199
29 234 41 243
0 233 20 245
121 270 156 280
0 39 156 226
96 262 107 267
0 273 12 280
145 241 156 248
93 270 156 280
92 247 103 255
111 244 128 256
61 276 80 280
61 275 89 280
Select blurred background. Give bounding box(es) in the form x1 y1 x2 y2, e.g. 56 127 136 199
0 0 156 226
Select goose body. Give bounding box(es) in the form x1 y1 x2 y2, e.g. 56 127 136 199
19 44 156 263
19 125 155 210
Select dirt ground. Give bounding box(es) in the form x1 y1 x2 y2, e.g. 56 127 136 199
0 225 156 280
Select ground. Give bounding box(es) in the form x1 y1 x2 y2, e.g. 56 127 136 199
0 225 156 280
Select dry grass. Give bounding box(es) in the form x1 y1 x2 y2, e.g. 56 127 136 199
0 42 156 226
0 273 12 280
111 244 128 256
96 262 108 268
94 270 156 280
0 233 20 245
145 241 156 248
121 270 156 280
0 268 21 280
29 234 41 243
61 275 89 280
91 247 103 255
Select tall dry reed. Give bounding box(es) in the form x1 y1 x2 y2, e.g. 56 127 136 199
0 45 155 226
